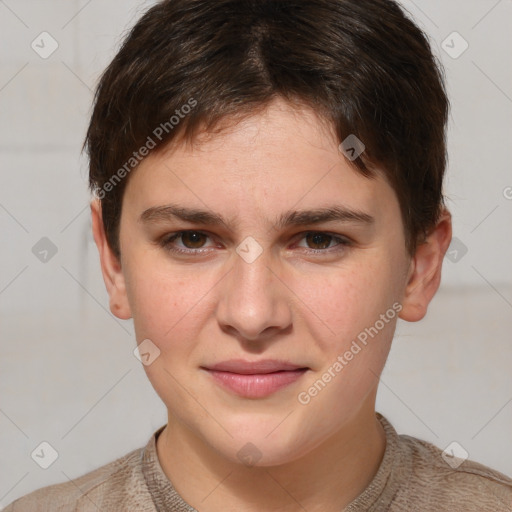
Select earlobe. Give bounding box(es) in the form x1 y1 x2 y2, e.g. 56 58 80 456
399 209 452 322
90 200 132 320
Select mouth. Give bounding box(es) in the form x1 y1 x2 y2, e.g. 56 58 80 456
201 359 309 399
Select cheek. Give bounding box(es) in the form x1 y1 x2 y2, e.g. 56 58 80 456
295 271 399 429
124 262 218 412
298 259 398 349
292 257 403 414
124 259 214 347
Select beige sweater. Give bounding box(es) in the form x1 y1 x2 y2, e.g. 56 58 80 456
5 413 512 511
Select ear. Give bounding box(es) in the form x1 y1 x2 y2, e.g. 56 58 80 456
399 208 452 322
90 199 132 320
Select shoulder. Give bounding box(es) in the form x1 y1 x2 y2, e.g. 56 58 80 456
3 446 155 512
398 433 512 511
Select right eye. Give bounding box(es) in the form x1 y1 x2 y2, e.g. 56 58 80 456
160 230 216 254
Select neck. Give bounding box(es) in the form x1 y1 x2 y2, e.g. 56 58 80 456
156 404 386 512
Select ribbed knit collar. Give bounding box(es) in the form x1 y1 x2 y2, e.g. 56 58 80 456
142 412 403 511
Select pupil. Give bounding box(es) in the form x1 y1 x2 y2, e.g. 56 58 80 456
184 232 205 248
307 233 331 249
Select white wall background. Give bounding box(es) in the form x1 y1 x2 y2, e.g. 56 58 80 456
0 0 511 507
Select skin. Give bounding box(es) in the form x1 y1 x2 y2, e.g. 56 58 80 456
91 98 452 512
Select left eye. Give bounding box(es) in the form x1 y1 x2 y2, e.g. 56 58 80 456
297 232 344 250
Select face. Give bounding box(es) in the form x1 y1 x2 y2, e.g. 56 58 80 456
93 98 449 467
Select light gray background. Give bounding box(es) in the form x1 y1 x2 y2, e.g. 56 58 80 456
1 0 511 507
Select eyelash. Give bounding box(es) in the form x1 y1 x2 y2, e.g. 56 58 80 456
159 230 352 256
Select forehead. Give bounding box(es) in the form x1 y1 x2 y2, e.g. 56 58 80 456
123 99 400 228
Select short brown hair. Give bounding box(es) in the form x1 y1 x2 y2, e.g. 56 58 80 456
84 0 449 258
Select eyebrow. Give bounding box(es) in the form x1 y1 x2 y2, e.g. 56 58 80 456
139 204 374 229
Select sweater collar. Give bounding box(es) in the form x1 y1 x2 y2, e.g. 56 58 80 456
142 412 403 511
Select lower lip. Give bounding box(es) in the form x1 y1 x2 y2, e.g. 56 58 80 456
205 369 308 398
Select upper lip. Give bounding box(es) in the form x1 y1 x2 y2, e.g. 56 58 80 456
203 359 308 374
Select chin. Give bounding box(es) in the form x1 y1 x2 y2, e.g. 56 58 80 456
209 424 315 468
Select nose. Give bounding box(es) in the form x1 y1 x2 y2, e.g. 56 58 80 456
215 247 292 342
